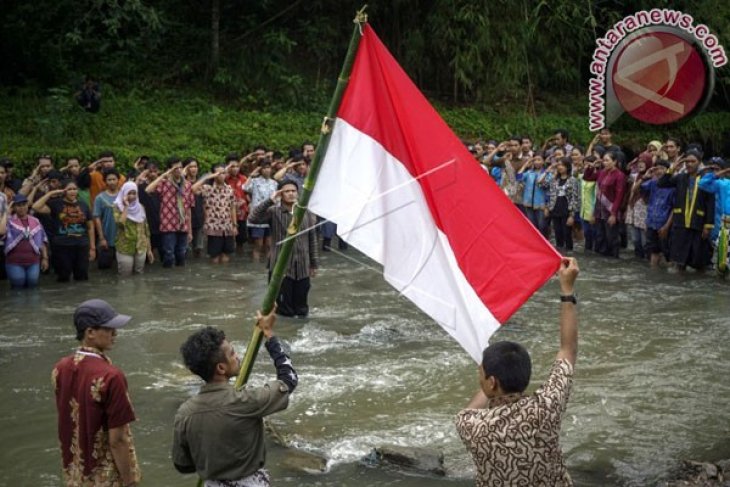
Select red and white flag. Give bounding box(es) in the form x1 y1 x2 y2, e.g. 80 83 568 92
309 25 561 362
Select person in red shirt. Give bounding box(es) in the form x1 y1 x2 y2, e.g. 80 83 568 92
224 153 249 252
52 299 140 487
583 151 627 257
145 157 195 267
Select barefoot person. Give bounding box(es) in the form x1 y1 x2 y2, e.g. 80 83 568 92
456 257 579 486
173 308 298 486
52 299 140 487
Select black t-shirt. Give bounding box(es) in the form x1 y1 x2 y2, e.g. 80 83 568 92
137 183 161 234
48 199 91 246
552 178 569 217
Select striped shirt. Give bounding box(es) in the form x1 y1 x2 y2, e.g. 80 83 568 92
249 199 318 280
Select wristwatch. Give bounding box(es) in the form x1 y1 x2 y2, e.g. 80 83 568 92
560 294 577 304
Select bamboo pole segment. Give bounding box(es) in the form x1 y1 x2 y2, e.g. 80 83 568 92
233 6 368 390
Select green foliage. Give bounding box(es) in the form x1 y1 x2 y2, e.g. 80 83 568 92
3 0 729 110
2 88 729 177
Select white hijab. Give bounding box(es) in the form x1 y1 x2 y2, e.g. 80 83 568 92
114 182 146 223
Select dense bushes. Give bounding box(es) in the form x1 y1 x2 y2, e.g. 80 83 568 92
2 87 729 175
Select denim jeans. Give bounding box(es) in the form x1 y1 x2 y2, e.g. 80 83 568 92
525 207 548 238
6 263 40 289
631 226 647 259
581 219 596 252
161 232 188 267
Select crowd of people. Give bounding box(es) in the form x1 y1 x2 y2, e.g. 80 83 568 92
18 129 724 486
473 128 729 276
1 130 729 299
0 144 322 316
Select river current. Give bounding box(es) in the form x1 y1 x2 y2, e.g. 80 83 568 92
1 249 728 486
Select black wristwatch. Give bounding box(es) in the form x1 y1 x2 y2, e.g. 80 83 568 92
560 294 577 304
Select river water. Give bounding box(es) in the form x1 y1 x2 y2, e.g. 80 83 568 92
1 249 729 486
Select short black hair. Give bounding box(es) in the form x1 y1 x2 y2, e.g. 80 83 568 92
272 151 283 160
557 157 573 172
278 179 299 191
225 152 239 164
166 156 182 169
180 326 227 382
665 136 681 147
183 157 198 167
301 141 315 150
98 150 115 159
102 168 120 180
554 128 570 141
481 341 532 393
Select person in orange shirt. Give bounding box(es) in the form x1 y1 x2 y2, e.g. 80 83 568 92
78 151 126 206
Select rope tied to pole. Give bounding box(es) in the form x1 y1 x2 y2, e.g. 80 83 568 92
353 5 368 34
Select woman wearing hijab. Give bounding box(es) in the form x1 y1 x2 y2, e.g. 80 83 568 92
114 182 154 276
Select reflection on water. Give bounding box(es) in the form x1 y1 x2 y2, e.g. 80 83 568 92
0 251 729 486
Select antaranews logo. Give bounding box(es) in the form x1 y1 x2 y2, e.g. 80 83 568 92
588 9 727 130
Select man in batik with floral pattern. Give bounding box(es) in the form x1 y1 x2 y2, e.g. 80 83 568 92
52 299 140 487
456 257 580 487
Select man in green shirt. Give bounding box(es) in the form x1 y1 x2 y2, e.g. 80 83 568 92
172 309 298 486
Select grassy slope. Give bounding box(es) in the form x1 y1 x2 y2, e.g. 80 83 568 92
1 88 729 173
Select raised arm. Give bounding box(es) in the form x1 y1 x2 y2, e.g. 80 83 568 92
32 189 64 214
191 172 217 194
257 308 298 393
556 257 579 366
145 168 173 194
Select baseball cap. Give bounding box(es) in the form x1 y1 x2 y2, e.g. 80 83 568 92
13 193 28 205
74 299 131 333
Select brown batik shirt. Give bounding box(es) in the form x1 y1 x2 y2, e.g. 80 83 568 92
52 347 140 487
455 359 574 486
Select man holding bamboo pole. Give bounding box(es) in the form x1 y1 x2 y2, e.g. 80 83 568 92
173 308 297 486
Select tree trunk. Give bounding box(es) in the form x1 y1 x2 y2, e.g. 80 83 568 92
208 0 220 79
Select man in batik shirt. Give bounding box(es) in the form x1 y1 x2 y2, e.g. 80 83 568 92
456 258 579 486
52 299 140 487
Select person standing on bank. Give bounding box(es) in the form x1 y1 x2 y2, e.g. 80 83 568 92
249 180 318 317
173 308 297 487
33 180 96 282
52 299 140 487
456 257 579 486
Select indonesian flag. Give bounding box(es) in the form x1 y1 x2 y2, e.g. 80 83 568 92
309 25 561 362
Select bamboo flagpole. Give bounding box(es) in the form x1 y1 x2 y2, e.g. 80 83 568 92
233 7 368 390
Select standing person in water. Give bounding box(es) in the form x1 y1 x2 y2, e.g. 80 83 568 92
32 179 95 282
114 182 154 276
545 158 580 251
456 257 579 486
249 180 318 318
145 157 195 268
1 193 50 288
52 299 140 487
173 308 297 487
658 150 715 271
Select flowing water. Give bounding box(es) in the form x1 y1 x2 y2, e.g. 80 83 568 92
1 249 729 486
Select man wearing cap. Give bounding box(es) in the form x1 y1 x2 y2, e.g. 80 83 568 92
52 299 140 487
